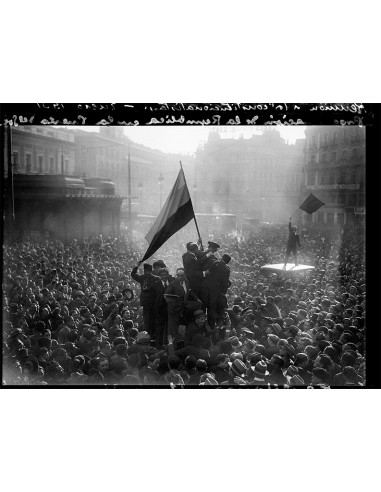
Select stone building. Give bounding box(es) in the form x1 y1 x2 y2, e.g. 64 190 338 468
301 126 365 230
5 126 76 175
194 128 305 225
8 174 122 241
72 127 193 217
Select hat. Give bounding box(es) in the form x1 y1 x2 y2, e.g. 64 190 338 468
242 327 254 336
285 365 299 377
284 344 296 356
136 332 151 345
230 352 244 362
252 360 270 377
122 288 134 300
271 354 285 367
194 310 205 320
233 297 244 305
204 376 219 386
298 301 308 309
268 334 280 345
228 336 242 349
271 323 282 335
290 375 305 386
208 241 220 250
222 254 231 263
24 356 39 373
228 359 247 377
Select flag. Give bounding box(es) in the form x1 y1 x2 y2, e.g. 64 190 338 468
140 167 195 263
299 193 325 214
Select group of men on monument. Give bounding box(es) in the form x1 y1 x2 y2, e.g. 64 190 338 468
131 240 231 349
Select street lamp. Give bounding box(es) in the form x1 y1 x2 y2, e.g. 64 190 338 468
158 173 164 210
193 183 197 212
138 182 143 213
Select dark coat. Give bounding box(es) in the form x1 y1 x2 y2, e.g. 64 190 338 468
287 222 301 248
211 261 231 294
165 278 200 303
131 267 159 306
182 251 208 291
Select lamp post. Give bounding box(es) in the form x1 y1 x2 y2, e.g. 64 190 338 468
193 183 197 212
158 173 164 210
138 181 143 214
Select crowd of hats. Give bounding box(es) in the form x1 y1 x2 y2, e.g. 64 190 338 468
2 226 365 387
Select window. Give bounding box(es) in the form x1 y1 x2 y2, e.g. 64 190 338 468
321 153 327 162
333 132 338 144
26 153 32 173
337 213 345 225
38 155 43 172
13 151 19 170
348 194 357 206
338 168 346 184
50 156 54 173
351 148 358 160
317 211 325 224
327 212 334 225
329 171 336 184
307 171 315 185
331 152 336 161
337 192 346 206
65 159 69 173
320 172 328 185
341 150 347 160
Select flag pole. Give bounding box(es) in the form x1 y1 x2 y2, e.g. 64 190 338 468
180 161 204 251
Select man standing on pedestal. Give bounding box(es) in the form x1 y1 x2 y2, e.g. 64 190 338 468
283 217 301 268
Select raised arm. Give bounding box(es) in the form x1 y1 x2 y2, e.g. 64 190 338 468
131 265 142 283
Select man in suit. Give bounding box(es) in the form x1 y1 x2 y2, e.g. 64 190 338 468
130 263 159 337
165 268 202 339
182 241 210 297
200 241 223 331
213 253 232 333
151 268 173 349
283 217 301 267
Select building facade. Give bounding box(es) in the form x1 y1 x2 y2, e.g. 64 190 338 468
9 174 122 241
5 126 76 176
3 125 194 239
301 126 365 230
72 127 193 217
194 129 305 225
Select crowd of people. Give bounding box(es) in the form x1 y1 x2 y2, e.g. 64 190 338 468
2 222 366 387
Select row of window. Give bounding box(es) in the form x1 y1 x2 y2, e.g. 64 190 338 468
306 167 364 186
309 191 365 207
308 148 362 164
12 151 70 173
308 128 364 149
